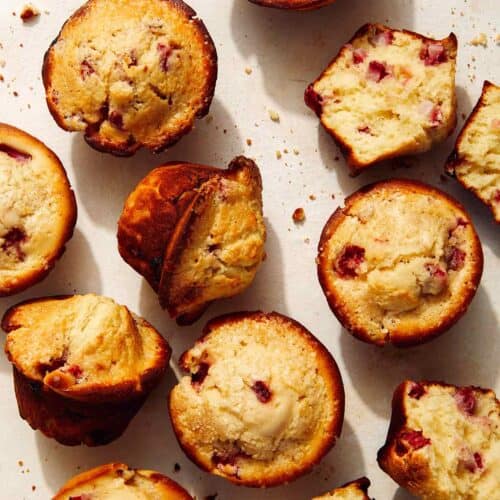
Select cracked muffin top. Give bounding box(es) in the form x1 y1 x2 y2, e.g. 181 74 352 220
54 463 193 499
446 81 500 223
305 24 457 174
3 294 169 402
169 311 344 487
42 0 217 156
118 156 266 325
378 381 500 500
0 123 76 296
317 180 483 346
313 477 372 500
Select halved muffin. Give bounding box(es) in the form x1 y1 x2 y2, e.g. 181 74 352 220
54 463 193 499
248 0 336 9
169 311 345 487
42 0 217 156
3 294 169 446
0 123 76 296
378 381 500 499
317 180 483 347
446 81 500 223
305 24 457 174
118 156 266 325
313 477 372 499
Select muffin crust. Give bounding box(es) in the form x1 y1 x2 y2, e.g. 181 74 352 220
169 311 344 487
317 180 483 346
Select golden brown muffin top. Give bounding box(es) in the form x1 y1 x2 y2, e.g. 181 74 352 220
0 123 76 296
169 311 344 487
43 0 217 155
54 463 192 499
318 180 483 346
3 294 169 401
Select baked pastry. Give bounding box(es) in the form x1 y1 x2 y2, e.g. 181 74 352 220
42 0 217 156
3 294 169 446
317 179 483 347
312 477 372 499
378 380 500 499
305 24 457 174
54 463 192 499
169 311 345 487
248 0 336 10
118 156 266 325
446 81 500 223
0 123 76 296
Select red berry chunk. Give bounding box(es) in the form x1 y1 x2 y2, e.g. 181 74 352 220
69 495 92 500
367 61 390 82
446 246 466 271
191 362 210 389
473 452 484 470
80 60 95 80
420 43 447 66
399 430 431 450
66 364 83 379
1 227 27 261
429 105 443 127
157 43 173 72
408 383 426 399
353 48 368 64
251 381 272 403
335 245 365 279
369 29 394 47
109 111 124 130
455 387 476 416
0 144 32 162
304 84 324 115
494 190 500 203
357 125 372 134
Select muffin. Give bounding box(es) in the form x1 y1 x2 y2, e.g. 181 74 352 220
42 0 217 156
313 477 372 500
169 311 345 487
378 380 500 499
118 156 266 325
3 294 169 446
248 0 336 10
54 463 193 499
446 81 500 223
305 24 457 174
0 123 76 296
317 180 483 347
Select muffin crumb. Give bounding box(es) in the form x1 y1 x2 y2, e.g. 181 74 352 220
469 33 487 47
20 4 40 22
268 109 280 122
293 207 306 223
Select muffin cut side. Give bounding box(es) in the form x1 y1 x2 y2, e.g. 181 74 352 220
54 463 193 499
0 123 76 296
312 477 372 499
42 0 217 155
169 311 344 487
305 24 457 174
159 159 266 323
118 157 266 325
378 381 500 499
317 180 483 346
446 81 500 223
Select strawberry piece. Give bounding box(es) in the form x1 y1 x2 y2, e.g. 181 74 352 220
80 60 95 80
191 362 210 389
0 144 32 161
455 387 476 416
446 247 466 271
399 430 431 450
334 245 365 279
367 61 390 82
304 85 324 115
420 42 447 66
251 381 272 403
408 383 426 399
353 48 368 64
157 43 173 72
1 227 27 261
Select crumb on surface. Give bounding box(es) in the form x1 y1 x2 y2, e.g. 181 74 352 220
18 460 23 467
293 148 300 155
268 109 280 122
246 138 252 146
245 67 252 75
309 194 316 201
469 33 487 47
276 150 282 159
495 34 500 45
20 3 40 21
292 207 305 223
173 463 181 473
